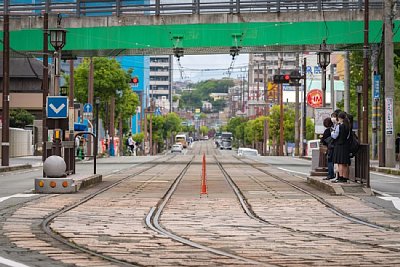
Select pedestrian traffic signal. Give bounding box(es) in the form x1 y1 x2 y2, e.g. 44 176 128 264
273 74 291 84
130 76 139 85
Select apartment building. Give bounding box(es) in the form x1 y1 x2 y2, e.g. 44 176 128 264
149 55 173 113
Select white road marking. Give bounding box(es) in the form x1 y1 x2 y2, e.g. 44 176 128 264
378 196 400 211
0 193 37 203
277 167 309 176
0 256 31 267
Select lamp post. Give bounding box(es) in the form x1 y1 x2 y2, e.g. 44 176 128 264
317 40 331 107
94 97 100 174
49 27 66 96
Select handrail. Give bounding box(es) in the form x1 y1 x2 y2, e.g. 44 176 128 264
0 0 393 17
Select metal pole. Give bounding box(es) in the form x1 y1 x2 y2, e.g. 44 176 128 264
371 45 379 160
94 98 99 174
278 57 284 156
42 11 49 164
330 63 336 111
87 57 94 157
384 0 395 167
344 51 350 113
362 0 369 144
294 53 300 156
2 1 10 166
69 59 74 141
322 67 326 107
109 96 115 156
302 58 307 157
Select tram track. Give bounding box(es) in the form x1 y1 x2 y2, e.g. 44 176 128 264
145 153 265 266
40 154 179 267
215 156 400 254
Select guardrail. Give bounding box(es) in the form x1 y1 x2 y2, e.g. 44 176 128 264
0 0 395 17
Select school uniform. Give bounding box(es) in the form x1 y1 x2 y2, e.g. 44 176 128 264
331 123 351 165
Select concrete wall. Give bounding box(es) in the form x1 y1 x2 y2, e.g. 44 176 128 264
0 128 33 158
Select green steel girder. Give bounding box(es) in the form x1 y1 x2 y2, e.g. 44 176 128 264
2 20 400 56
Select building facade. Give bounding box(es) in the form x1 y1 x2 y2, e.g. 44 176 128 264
149 55 173 113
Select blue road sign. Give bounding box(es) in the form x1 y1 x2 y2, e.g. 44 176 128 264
47 96 68 118
83 103 93 113
373 74 380 99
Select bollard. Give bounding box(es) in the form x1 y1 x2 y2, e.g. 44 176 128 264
200 154 208 196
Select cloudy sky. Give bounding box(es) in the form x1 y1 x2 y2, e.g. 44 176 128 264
172 54 249 82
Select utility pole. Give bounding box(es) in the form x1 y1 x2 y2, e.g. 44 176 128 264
263 53 269 155
42 6 49 163
371 45 379 160
87 57 94 157
362 0 370 144
330 63 336 111
278 56 284 156
294 53 300 156
384 0 395 167
2 0 10 166
344 51 350 113
109 96 115 156
302 58 307 156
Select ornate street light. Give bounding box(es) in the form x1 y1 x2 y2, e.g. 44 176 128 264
49 28 67 51
317 40 331 107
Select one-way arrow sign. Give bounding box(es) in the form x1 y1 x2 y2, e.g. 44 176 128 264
47 96 68 118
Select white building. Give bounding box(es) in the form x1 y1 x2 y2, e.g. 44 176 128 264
150 55 173 113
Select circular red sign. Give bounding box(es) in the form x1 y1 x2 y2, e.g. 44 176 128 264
307 89 323 108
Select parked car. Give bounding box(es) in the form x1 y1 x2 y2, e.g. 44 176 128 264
171 144 183 153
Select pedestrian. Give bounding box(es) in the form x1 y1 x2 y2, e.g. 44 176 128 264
321 117 335 180
127 134 135 156
396 133 400 162
331 112 351 183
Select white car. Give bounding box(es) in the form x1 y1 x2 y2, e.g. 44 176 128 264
237 148 259 157
171 144 183 153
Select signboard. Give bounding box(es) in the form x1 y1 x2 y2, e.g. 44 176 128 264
386 97 394 135
373 75 380 99
83 103 93 119
307 89 323 108
47 96 68 119
314 108 332 134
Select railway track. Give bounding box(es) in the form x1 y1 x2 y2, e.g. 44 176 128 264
215 156 400 255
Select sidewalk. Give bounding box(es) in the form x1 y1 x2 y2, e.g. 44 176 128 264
0 156 42 172
370 159 400 175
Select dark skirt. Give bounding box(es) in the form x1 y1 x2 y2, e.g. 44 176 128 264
333 144 351 164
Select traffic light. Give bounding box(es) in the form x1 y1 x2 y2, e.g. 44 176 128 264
130 76 139 86
273 74 291 84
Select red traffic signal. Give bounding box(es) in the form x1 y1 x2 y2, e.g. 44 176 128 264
273 74 291 84
130 76 139 84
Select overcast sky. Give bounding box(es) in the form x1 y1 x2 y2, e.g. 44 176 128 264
172 54 249 82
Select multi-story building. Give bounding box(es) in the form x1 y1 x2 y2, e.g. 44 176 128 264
149 55 173 113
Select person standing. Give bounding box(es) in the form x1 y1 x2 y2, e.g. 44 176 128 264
331 112 351 183
128 134 135 156
321 117 335 180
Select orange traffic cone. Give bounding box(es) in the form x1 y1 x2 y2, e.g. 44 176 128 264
200 153 208 196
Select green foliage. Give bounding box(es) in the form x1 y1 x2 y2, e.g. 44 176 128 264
306 117 315 141
267 105 296 142
133 133 144 143
164 113 182 138
71 57 139 132
9 109 34 128
200 126 209 136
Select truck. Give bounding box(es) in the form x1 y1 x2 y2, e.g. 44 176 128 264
220 132 233 150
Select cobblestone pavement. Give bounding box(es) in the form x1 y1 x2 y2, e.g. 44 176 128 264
2 143 400 266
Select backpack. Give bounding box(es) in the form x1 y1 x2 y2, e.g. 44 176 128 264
348 131 360 158
126 138 130 146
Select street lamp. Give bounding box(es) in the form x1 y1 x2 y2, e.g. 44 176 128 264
49 28 67 96
317 39 331 107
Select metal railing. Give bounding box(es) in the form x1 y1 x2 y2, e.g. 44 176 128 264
0 0 395 17
353 144 370 187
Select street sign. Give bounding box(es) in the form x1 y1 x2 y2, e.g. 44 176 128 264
373 74 380 99
83 103 93 113
307 89 323 108
47 96 68 118
386 97 393 135
314 108 332 134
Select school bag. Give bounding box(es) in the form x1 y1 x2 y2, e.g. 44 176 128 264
348 131 360 158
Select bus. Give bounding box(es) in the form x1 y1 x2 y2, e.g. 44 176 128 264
175 134 187 148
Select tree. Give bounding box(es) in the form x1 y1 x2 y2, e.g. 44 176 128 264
10 109 34 128
71 57 139 133
200 126 209 136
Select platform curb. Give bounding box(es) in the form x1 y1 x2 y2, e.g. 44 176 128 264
76 174 102 190
0 164 32 173
370 166 400 176
307 176 373 196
